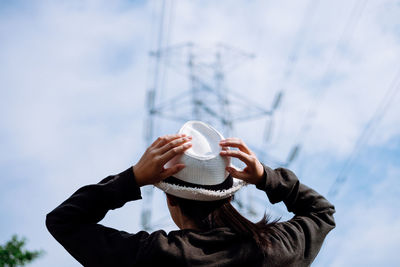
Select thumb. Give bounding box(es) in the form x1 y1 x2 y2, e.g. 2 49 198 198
226 166 248 180
160 164 185 179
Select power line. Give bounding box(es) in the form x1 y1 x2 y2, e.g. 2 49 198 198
293 0 369 159
328 65 400 198
142 0 171 231
264 0 321 147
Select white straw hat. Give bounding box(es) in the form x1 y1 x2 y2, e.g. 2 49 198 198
155 121 246 201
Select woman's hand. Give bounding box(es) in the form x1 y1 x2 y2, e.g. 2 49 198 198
133 134 192 187
219 138 265 185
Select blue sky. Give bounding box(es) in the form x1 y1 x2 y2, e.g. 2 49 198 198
1 0 400 266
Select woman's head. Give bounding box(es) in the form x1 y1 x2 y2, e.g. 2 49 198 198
166 193 231 230
158 121 276 251
166 193 277 253
155 121 246 201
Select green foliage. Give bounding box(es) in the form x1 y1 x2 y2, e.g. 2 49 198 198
0 235 43 267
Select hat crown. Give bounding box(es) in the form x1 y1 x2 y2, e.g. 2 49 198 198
165 121 229 185
179 121 223 160
157 120 246 201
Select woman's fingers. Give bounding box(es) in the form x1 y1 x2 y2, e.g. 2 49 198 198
159 142 192 165
160 164 185 179
135 134 191 186
219 138 251 154
219 138 265 184
219 149 253 166
157 136 192 154
225 166 248 180
151 134 186 149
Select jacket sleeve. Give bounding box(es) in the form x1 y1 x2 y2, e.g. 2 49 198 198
45 167 150 266
256 165 336 267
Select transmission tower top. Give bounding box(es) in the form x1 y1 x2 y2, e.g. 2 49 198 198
146 42 272 140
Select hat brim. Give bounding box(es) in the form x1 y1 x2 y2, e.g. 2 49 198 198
154 178 247 201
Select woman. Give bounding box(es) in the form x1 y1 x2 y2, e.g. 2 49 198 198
46 121 335 266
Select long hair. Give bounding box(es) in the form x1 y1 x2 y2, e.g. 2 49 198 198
167 193 278 252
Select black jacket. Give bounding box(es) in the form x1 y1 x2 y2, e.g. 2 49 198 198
46 165 335 266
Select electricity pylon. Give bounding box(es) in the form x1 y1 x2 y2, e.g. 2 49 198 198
141 42 300 230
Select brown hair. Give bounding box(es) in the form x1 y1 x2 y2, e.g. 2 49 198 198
167 194 278 252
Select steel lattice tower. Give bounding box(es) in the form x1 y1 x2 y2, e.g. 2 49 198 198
141 42 295 230
141 0 300 230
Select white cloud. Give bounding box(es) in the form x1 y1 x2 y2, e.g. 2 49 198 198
317 165 400 267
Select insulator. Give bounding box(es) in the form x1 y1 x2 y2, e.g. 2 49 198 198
147 89 155 108
287 145 301 164
264 118 274 142
272 91 284 110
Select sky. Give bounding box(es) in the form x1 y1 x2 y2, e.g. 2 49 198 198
0 0 399 266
